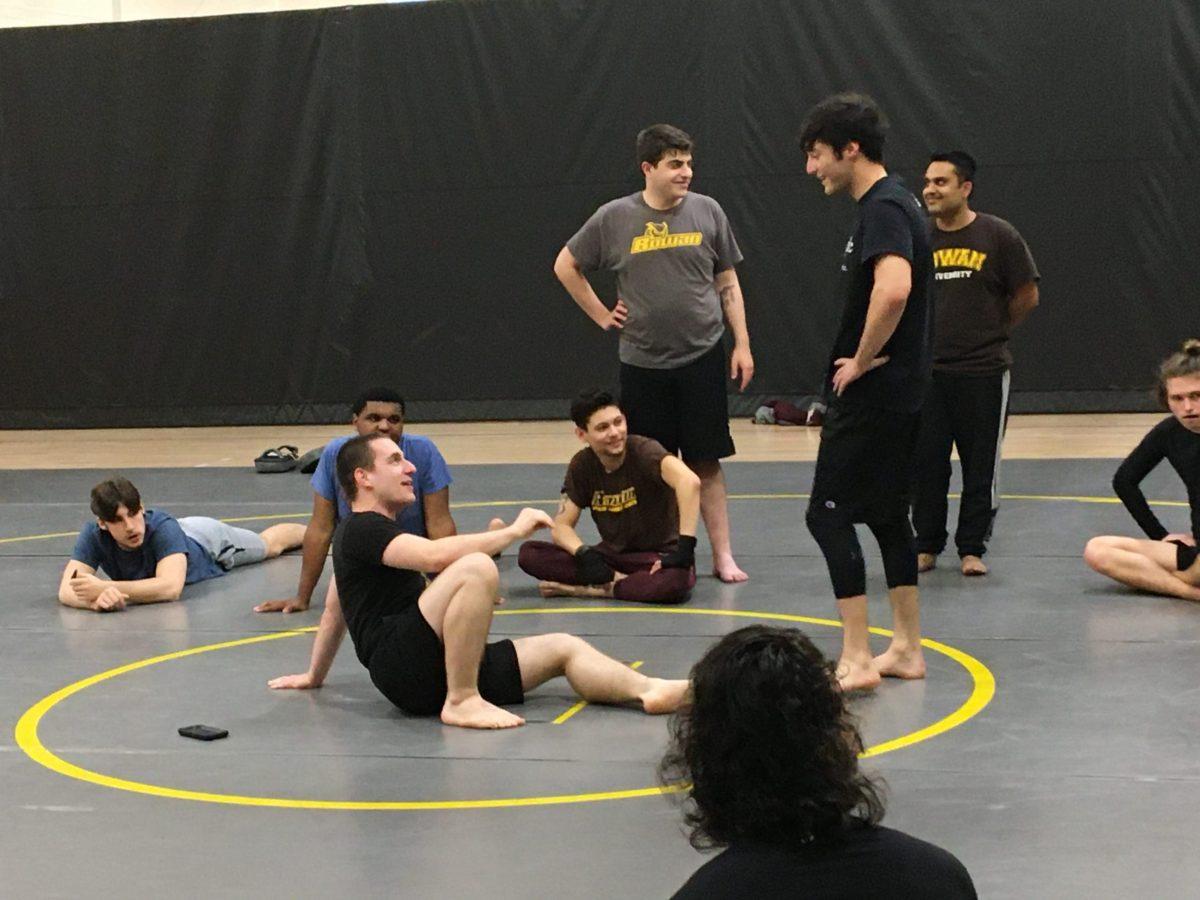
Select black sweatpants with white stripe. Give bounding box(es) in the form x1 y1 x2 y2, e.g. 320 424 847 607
912 368 1010 559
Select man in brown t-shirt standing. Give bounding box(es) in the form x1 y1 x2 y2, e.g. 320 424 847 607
517 390 701 604
915 151 1040 576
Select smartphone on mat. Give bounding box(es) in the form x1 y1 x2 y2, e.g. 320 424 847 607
178 724 228 741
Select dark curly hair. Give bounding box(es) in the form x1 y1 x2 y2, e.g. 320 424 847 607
798 92 888 163
659 626 885 850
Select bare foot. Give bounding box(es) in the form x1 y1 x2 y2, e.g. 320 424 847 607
836 658 881 692
961 555 988 576
537 580 613 599
873 645 927 680
639 678 690 714
917 553 937 573
713 554 749 583
441 693 525 729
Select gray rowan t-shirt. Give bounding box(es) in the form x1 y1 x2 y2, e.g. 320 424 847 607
567 191 742 369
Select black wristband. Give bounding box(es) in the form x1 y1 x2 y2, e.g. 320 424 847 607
574 545 615 584
659 535 697 569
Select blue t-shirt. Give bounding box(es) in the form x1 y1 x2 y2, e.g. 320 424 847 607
311 433 452 536
71 509 226 585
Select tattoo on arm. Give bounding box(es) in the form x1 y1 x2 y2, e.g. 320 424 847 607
719 285 735 309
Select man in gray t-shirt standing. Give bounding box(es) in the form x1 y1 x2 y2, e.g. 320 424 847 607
553 124 754 583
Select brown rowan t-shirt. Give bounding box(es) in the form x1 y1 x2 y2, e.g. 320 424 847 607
562 435 678 553
929 212 1039 373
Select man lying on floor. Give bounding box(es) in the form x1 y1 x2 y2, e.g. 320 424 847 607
517 390 700 604
57 477 304 612
267 433 689 729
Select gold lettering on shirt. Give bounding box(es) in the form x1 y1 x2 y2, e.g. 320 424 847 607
591 487 638 513
933 247 988 271
630 222 703 254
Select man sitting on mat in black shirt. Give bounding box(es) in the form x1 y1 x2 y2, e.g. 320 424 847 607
268 432 690 729
662 626 976 899
1084 339 1200 601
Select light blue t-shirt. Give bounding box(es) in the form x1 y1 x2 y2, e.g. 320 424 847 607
71 509 225 585
311 433 452 536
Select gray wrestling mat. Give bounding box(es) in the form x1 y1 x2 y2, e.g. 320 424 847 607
2 461 1199 898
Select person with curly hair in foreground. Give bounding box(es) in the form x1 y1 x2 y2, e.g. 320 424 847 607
661 626 976 899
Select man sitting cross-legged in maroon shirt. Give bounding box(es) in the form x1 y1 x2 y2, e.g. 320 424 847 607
518 389 700 604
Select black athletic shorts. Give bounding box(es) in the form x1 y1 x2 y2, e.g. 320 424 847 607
1171 540 1199 572
619 340 735 462
366 605 524 716
810 400 920 521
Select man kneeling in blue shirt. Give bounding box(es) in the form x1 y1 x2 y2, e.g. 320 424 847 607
58 477 305 612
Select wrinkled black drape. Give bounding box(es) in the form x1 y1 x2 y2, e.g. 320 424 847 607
1 0 1197 427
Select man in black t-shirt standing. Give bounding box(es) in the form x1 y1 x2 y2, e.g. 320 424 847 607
268 433 690 729
799 93 932 691
914 152 1040 577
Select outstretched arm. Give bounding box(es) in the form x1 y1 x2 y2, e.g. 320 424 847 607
382 507 553 572
268 584 347 690
422 488 458 539
554 245 627 331
256 493 336 613
715 268 754 391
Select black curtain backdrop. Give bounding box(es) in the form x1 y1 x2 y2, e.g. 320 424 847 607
1 0 1197 427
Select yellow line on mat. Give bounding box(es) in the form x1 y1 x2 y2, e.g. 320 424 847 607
15 608 994 810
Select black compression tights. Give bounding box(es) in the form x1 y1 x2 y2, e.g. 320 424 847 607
806 500 918 599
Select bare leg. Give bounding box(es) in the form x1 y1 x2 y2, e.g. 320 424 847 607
260 523 306 558
1084 536 1200 601
917 552 937 573
961 554 988 576
690 459 747 583
873 585 926 679
836 595 880 691
513 633 689 714
417 552 525 729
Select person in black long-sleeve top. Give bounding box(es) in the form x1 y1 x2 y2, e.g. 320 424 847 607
662 626 976 900
1084 340 1200 600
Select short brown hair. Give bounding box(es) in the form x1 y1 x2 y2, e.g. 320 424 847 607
637 123 693 167
90 477 142 521
336 433 389 501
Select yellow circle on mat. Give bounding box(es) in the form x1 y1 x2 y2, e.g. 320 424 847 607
15 607 995 810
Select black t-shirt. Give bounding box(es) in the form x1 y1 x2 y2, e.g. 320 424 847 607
671 825 977 900
930 212 1039 373
829 176 932 413
332 512 427 666
1112 416 1200 540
